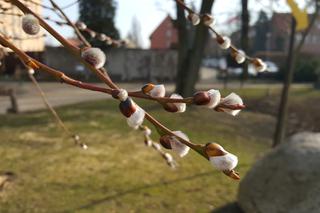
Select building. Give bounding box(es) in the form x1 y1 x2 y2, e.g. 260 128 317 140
44 46 177 82
266 13 320 56
0 0 44 76
149 15 178 49
231 12 320 65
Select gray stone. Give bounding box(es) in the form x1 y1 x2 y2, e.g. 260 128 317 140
238 132 320 213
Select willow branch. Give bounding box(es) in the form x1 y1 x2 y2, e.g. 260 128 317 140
4 1 219 162
48 0 91 47
9 0 118 89
0 33 208 160
175 0 257 63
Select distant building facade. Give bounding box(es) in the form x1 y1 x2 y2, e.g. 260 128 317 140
149 15 178 49
44 47 177 82
231 12 320 65
266 13 320 56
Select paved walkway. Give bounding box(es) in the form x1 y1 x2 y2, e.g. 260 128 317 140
0 81 312 114
0 82 153 114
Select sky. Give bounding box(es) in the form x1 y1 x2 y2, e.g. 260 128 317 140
43 0 309 48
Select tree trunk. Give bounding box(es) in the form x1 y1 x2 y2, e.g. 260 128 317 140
273 17 296 147
175 0 214 96
273 0 319 147
240 0 249 88
175 0 189 95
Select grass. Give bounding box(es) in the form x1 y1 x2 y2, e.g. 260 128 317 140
0 91 278 213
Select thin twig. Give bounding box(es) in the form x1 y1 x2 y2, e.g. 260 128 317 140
10 0 118 89
48 0 91 47
175 0 259 64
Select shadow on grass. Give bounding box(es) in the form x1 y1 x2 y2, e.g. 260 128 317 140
211 202 244 213
65 170 219 212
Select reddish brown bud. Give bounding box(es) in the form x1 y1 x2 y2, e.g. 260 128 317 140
202 14 215 26
144 138 152 147
223 170 240 180
120 40 128 46
252 58 262 67
205 143 227 157
112 41 121 48
193 91 210 105
216 35 224 45
111 89 120 99
141 83 155 94
187 13 200 25
159 135 172 149
252 58 267 72
162 103 179 113
119 98 136 117
216 35 231 49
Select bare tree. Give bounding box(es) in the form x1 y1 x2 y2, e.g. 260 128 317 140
175 0 215 96
273 0 320 147
240 0 249 87
127 16 143 48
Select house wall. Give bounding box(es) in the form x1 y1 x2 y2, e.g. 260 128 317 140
44 47 178 82
150 16 178 49
0 0 44 52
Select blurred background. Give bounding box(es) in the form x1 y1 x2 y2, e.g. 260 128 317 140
0 0 319 212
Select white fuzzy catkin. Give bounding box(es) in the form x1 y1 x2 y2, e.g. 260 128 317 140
98 34 107 41
206 89 221 109
149 84 166 97
22 14 40 35
153 143 161 151
118 89 128 101
189 13 201 25
89 31 97 38
170 94 186 113
106 38 113 45
127 106 145 129
235 50 246 64
81 144 88 150
209 152 238 171
28 68 35 75
170 131 190 157
203 15 216 27
164 153 173 162
76 21 87 30
254 59 267 72
220 93 243 116
144 128 152 136
145 139 152 147
219 36 231 49
81 48 106 69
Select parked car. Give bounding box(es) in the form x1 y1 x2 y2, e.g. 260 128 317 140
265 61 279 73
227 64 258 77
202 58 220 68
227 61 279 78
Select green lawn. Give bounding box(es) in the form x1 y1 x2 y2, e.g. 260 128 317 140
0 92 275 212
